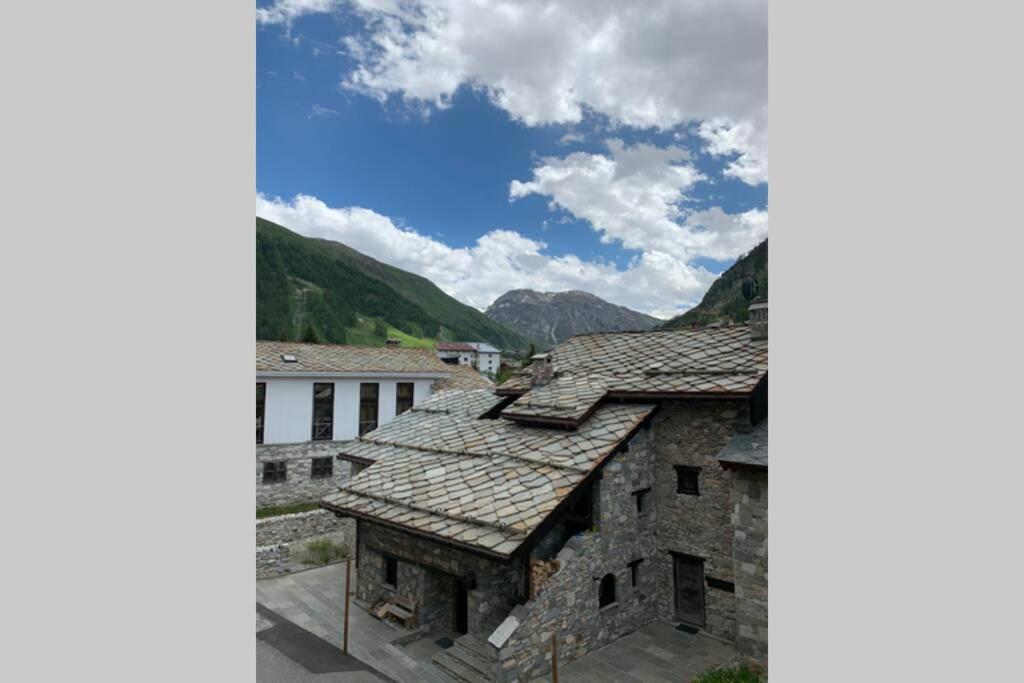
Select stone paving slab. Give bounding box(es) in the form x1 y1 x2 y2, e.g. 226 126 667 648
531 620 740 683
258 563 454 683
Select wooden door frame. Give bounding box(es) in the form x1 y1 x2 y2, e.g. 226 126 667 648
670 550 706 628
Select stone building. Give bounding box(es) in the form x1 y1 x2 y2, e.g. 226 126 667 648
320 306 768 681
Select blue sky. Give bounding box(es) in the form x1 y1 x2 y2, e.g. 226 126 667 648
257 1 768 318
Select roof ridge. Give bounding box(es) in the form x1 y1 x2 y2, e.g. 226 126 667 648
351 436 590 474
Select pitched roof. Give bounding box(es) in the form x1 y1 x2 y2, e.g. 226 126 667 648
322 389 655 558
469 342 501 353
434 363 495 391
436 342 476 352
256 341 452 375
717 420 768 469
497 325 767 426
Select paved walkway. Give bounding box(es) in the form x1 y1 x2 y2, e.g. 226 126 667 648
257 604 392 683
260 564 739 683
257 563 453 683
531 620 740 683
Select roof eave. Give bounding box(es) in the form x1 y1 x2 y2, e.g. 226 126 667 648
318 499 516 562
256 370 451 380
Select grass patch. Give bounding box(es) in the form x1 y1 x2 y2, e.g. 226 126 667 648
692 663 766 683
256 501 321 519
298 538 349 566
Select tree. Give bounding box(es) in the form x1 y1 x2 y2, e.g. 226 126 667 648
526 342 537 359
301 322 321 344
373 319 388 339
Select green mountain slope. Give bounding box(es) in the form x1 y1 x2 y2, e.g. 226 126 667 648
662 239 767 328
256 217 530 350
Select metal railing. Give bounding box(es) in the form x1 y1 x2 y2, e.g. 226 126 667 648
312 419 333 441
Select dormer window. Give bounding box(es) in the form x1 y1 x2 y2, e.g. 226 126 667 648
281 354 297 363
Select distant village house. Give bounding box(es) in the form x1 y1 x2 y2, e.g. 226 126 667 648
435 341 502 377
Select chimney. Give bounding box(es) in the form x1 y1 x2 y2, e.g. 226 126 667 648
530 353 553 387
748 300 767 341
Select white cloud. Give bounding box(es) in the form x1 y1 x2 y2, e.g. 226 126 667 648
509 139 766 263
256 192 758 319
256 0 344 27
697 115 768 186
308 103 340 118
259 0 769 182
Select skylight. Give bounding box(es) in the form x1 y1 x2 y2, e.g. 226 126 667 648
281 354 297 363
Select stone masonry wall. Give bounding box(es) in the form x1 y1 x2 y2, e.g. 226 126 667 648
256 509 355 548
356 521 523 636
256 544 289 578
652 399 749 641
492 426 659 682
732 467 768 664
256 441 352 508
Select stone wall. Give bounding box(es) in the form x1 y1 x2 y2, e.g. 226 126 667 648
256 509 355 547
256 544 289 578
490 426 660 682
652 399 749 641
731 466 768 664
355 520 523 636
256 441 352 508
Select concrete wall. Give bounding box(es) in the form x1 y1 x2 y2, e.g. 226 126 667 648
260 377 435 444
355 521 523 636
652 399 749 641
731 466 768 665
491 427 659 682
256 441 353 508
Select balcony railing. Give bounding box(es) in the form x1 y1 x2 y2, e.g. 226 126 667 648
358 420 378 436
312 419 333 441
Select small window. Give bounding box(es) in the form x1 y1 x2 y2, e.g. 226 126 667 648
632 487 650 514
311 457 333 479
384 556 398 588
628 558 644 587
396 382 414 416
675 466 701 496
262 461 286 484
281 354 297 363
598 573 616 608
256 382 266 444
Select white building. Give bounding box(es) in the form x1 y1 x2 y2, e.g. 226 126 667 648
435 342 477 367
256 340 453 507
468 342 501 376
435 341 502 377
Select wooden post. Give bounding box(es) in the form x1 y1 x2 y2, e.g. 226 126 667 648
551 633 558 683
343 558 351 654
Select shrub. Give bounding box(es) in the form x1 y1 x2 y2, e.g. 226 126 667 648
299 538 349 566
692 662 766 683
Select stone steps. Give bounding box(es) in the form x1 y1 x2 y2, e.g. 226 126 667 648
433 634 498 683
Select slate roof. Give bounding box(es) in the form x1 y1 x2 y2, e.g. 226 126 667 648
436 342 476 352
469 342 501 353
498 325 767 426
434 364 495 391
322 389 655 558
717 420 768 469
256 341 452 375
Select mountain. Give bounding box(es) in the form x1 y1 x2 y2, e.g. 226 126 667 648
256 217 530 350
485 289 660 347
661 239 767 329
